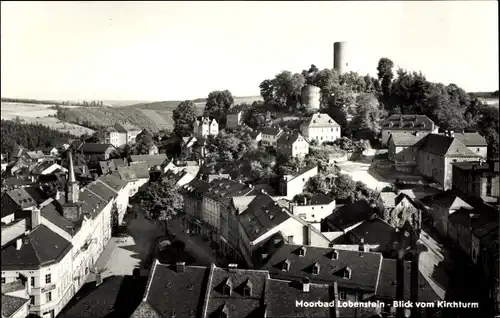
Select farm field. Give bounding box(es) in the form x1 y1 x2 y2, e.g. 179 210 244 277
1 102 94 136
478 97 499 107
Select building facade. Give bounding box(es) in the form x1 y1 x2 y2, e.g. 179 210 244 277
276 132 309 158
193 117 218 138
300 113 341 143
381 115 438 147
260 127 283 148
452 160 500 202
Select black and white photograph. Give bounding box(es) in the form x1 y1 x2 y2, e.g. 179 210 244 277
0 1 498 318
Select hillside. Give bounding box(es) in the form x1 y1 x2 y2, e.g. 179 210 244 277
55 96 263 132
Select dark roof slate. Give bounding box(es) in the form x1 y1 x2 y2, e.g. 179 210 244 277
1 294 29 318
324 200 377 231
454 132 488 146
1 224 73 270
79 143 115 153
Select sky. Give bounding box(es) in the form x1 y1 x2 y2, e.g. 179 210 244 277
1 1 498 101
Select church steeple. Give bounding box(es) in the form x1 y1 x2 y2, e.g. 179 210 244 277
67 151 79 204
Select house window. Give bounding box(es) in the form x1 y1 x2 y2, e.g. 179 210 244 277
30 296 35 305
312 265 320 275
31 277 35 287
45 274 51 284
477 148 480 152
243 286 251 296
222 285 231 295
46 292 52 302
339 290 346 300
288 235 294 243
453 159 457 162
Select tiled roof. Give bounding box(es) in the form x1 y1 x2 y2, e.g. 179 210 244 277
417 134 479 157
86 180 118 202
389 132 427 146
452 160 497 172
1 279 25 294
260 126 282 136
180 179 211 197
98 174 127 192
70 141 84 150
99 161 114 175
324 200 377 231
1 224 72 270
285 165 318 182
117 162 150 180
2 188 38 217
1 294 29 318
304 194 335 206
205 267 268 318
111 158 128 168
238 194 292 242
382 115 435 130
58 275 148 318
266 279 332 318
303 113 340 128
79 143 115 154
227 104 250 114
344 218 396 250
421 192 472 211
454 132 488 146
376 259 441 301
25 151 45 160
139 262 210 318
379 191 416 209
259 244 383 291
204 179 258 208
130 154 168 168
115 122 141 132
40 200 83 235
277 131 306 146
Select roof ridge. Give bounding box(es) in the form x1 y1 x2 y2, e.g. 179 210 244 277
26 230 44 265
96 178 119 194
201 263 216 318
142 259 159 301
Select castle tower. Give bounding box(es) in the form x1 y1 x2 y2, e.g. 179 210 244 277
333 41 349 74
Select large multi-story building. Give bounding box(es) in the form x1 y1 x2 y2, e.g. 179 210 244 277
300 113 341 144
1 152 132 318
388 132 484 190
193 117 218 138
276 132 309 158
260 126 283 148
452 159 500 203
381 114 439 147
105 123 142 148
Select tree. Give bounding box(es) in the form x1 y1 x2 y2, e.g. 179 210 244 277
134 129 155 154
259 71 306 110
173 100 197 137
204 90 234 124
377 57 395 100
476 105 500 158
140 175 183 235
350 93 384 140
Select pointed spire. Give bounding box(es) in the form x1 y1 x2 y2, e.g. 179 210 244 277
68 151 76 183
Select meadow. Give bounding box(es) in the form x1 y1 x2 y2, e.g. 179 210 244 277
1 102 95 136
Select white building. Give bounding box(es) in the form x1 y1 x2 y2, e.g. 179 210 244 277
260 127 283 148
193 117 218 138
106 123 142 148
300 113 341 143
288 194 336 223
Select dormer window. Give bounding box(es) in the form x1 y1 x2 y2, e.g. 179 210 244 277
298 246 306 257
242 279 253 296
222 278 232 296
312 263 320 275
331 250 339 260
343 267 352 279
282 259 291 272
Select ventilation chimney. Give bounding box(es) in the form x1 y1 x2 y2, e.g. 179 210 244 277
16 238 23 250
228 263 238 273
31 207 41 229
303 197 307 205
96 273 103 286
302 278 310 292
176 262 185 273
449 130 454 138
359 238 365 253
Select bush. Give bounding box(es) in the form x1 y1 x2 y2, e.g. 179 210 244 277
158 239 172 252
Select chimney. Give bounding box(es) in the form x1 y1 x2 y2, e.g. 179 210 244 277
260 189 266 194
228 263 238 272
175 262 185 273
449 130 454 138
302 278 310 292
303 197 307 205
96 273 103 286
333 282 340 317
30 176 35 182
16 238 22 250
31 206 41 229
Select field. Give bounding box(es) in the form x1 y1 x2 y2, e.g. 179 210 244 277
1 102 95 136
54 96 263 132
478 97 499 107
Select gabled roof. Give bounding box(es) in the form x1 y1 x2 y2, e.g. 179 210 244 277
416 134 479 157
284 165 318 183
227 104 250 114
204 179 258 209
342 218 396 251
379 191 416 209
303 194 335 206
79 143 115 154
324 200 377 231
382 114 435 130
2 188 38 217
86 180 118 203
1 224 73 270
130 154 168 168
452 160 497 173
422 192 473 211
260 126 282 136
1 294 29 318
205 267 268 318
303 113 340 128
277 131 307 146
137 261 210 318
25 151 45 160
454 132 488 146
111 158 128 168
114 122 141 133
376 259 441 301
259 244 383 291
389 132 427 147
98 174 127 192
117 162 149 180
